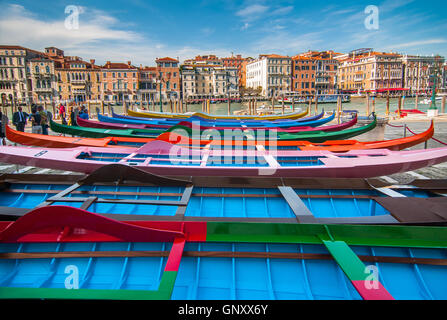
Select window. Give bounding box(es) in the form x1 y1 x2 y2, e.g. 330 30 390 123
112 73 116 78
124 73 127 78
35 66 39 73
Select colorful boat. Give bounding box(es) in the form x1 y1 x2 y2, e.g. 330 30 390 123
126 108 309 120
0 165 445 225
5 120 433 151
0 206 446 300
77 113 356 133
50 116 377 142
110 108 322 126
0 142 446 177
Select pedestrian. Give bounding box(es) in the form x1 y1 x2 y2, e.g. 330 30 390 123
0 110 7 145
12 106 29 132
59 103 67 125
29 107 43 134
37 105 49 135
69 106 79 126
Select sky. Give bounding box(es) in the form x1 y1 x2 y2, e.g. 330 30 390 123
0 0 446 66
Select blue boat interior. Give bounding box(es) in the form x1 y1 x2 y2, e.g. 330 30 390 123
0 241 445 300
0 183 438 219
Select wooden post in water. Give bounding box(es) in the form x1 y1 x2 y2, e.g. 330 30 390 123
292 97 295 112
227 93 231 116
372 96 376 114
442 96 446 114
397 96 402 118
365 94 370 116
337 95 342 124
415 94 419 110
254 97 257 115
281 94 285 115
108 103 112 116
314 94 318 115
87 101 91 117
101 100 105 116
308 98 312 115
386 95 390 117
170 99 173 113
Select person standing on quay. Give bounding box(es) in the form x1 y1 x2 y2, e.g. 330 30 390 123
59 103 67 125
29 107 42 134
12 106 29 132
37 105 49 135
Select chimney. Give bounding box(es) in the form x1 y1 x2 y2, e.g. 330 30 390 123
90 59 95 65
127 61 132 66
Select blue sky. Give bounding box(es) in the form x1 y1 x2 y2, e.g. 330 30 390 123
0 0 446 65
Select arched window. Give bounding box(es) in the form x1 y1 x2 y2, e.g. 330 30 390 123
35 66 39 73
36 80 41 89
46 66 50 73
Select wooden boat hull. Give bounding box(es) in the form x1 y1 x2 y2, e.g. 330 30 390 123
0 169 444 225
0 207 446 300
78 113 355 133
50 116 377 142
5 120 433 151
111 109 323 126
0 144 446 178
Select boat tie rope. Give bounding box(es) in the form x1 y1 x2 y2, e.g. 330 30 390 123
386 123 447 146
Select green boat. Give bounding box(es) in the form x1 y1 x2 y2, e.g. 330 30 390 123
50 117 377 143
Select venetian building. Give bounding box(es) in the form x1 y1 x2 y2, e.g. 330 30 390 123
0 45 43 108
101 61 139 103
401 55 445 95
27 57 58 103
246 54 292 98
337 49 404 96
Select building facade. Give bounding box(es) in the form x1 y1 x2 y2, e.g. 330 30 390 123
181 56 239 100
0 45 44 107
246 54 292 97
138 57 180 103
337 49 404 96
28 57 58 103
291 55 316 96
101 61 139 102
401 55 445 95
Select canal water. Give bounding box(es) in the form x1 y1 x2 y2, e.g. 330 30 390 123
105 97 436 116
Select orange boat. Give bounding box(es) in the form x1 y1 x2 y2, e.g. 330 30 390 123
6 121 433 152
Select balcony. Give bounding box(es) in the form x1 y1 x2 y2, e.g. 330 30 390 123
315 78 329 84
34 87 54 92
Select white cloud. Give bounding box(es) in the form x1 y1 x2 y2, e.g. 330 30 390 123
0 4 241 65
271 6 294 16
241 23 250 31
388 39 447 48
236 4 269 21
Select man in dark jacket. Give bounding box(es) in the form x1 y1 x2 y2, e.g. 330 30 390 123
12 106 29 132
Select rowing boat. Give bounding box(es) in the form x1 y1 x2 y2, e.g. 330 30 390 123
49 116 377 142
110 108 322 126
126 108 309 120
0 166 445 224
0 142 446 177
77 113 355 133
0 206 446 300
5 120 433 151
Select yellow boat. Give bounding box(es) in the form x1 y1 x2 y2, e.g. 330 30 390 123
127 108 309 120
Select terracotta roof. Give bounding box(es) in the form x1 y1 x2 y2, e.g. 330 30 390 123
262 54 290 59
102 62 137 69
156 57 179 62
